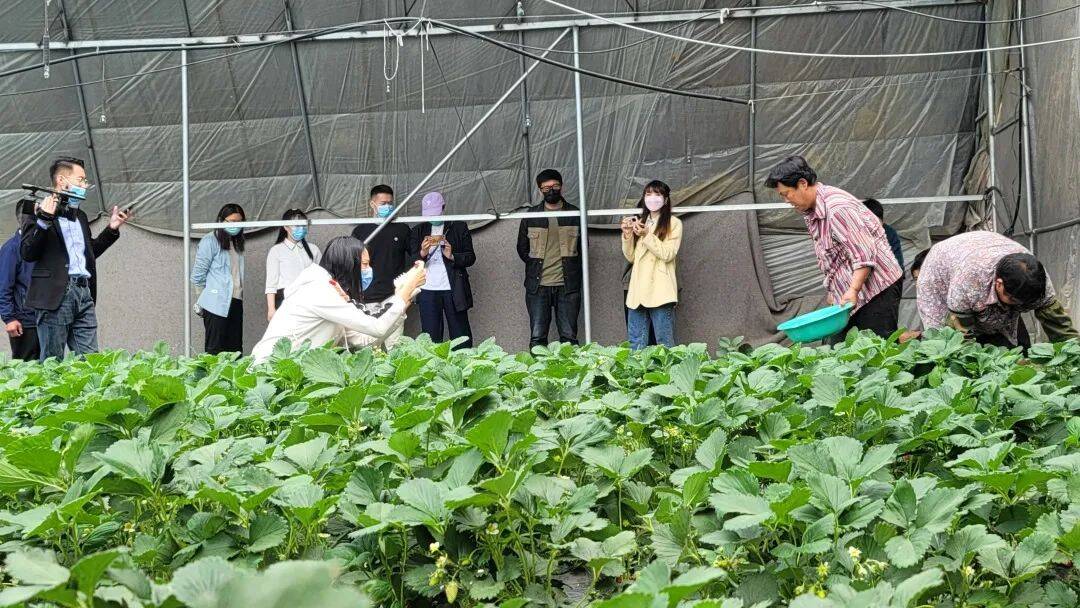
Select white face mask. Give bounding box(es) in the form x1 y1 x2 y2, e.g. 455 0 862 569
644 195 665 212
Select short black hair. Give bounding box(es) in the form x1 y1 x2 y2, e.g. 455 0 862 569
910 249 930 278
862 198 884 221
763 156 817 189
535 169 562 188
995 252 1047 306
370 184 394 199
50 157 85 185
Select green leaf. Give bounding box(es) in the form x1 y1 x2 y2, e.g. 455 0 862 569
139 375 188 410
216 560 368 607
945 525 1004 562
96 435 167 490
582 446 654 480
665 567 724 606
1012 533 1055 580
892 568 945 608
694 429 727 470
465 410 513 461
169 556 239 608
812 374 845 407
248 513 288 553
282 434 336 473
885 529 933 568
301 348 348 386
0 459 56 494
395 478 450 523
0 586 52 607
748 460 791 482
5 549 70 586
70 549 121 596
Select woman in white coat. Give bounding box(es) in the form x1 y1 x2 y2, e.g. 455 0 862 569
251 236 425 363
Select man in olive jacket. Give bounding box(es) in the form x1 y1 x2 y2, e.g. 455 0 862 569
516 169 583 348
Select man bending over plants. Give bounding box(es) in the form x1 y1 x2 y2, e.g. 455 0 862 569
916 231 1077 348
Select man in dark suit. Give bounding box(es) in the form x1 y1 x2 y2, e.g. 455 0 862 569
21 157 130 360
409 192 476 348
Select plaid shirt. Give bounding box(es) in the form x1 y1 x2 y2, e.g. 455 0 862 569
803 185 903 311
916 231 1059 342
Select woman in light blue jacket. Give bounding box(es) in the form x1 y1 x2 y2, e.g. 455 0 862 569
192 204 246 354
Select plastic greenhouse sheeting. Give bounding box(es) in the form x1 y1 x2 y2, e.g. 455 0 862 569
4 0 1072 347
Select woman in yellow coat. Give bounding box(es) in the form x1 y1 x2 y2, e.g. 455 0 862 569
621 180 682 350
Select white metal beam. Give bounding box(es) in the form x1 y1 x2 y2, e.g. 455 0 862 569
0 1 978 53
190 195 983 231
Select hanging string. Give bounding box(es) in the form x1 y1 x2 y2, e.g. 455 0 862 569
382 21 402 93
42 0 51 78
419 21 426 113
98 48 107 123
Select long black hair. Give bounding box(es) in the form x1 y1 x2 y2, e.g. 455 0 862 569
636 180 673 241
214 203 246 252
319 236 367 302
275 208 314 260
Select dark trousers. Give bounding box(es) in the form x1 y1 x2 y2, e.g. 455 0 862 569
274 289 285 309
417 289 473 349
849 278 903 338
37 280 99 361
9 326 39 361
526 285 580 348
975 316 1031 351
623 290 656 347
203 298 243 355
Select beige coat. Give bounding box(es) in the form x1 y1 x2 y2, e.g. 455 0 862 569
623 215 682 309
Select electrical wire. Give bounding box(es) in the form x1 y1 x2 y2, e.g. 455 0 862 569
537 0 1080 59
496 9 727 55
817 0 1080 25
0 16 751 105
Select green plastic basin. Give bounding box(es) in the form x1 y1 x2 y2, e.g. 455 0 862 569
777 303 854 342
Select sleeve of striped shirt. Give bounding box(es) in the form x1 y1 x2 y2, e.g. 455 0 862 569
829 206 877 271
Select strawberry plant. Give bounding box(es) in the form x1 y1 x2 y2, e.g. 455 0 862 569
0 331 1077 607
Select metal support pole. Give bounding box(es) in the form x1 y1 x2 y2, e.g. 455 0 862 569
56 0 106 211
181 49 192 356
1016 0 1037 254
571 26 593 343
983 19 999 232
284 0 323 207
516 3 535 206
362 28 571 245
748 0 758 201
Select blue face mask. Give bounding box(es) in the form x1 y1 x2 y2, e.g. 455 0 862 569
66 185 86 207
376 204 393 219
292 226 308 241
361 268 374 290
224 226 242 236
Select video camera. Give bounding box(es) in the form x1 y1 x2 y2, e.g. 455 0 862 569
19 183 86 220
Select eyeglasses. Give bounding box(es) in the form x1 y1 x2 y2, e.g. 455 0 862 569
539 184 561 193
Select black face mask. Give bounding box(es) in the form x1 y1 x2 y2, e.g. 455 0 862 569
543 189 562 205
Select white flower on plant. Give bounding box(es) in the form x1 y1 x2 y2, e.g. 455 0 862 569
847 546 861 560
429 542 441 553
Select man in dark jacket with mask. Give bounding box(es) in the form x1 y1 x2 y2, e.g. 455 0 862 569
516 169 583 348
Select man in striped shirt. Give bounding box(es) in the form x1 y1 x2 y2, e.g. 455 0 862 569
765 156 904 339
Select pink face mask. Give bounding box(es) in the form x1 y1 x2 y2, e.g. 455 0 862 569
644 194 665 212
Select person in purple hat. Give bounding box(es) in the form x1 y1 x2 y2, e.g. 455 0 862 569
409 192 476 348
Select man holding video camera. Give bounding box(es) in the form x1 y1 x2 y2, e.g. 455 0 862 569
21 157 130 360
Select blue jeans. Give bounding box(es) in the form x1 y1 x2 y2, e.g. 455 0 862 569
627 304 675 350
36 280 99 361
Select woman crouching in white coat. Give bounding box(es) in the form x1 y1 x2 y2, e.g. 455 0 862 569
251 236 425 363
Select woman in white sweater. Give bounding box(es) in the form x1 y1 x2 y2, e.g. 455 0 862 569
251 236 425 363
